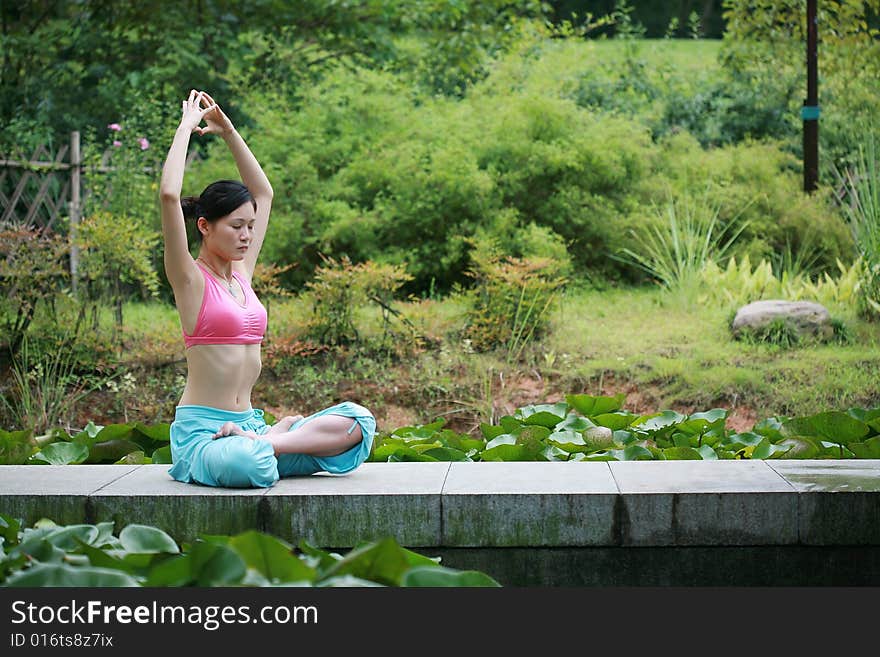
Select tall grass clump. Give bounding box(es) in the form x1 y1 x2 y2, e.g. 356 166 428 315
0 335 103 434
615 188 751 303
833 134 880 319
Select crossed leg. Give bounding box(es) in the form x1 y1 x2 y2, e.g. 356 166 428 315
213 414 362 458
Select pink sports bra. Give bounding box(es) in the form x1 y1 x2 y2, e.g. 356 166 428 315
182 262 268 348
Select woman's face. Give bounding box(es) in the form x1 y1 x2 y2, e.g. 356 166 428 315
199 201 256 260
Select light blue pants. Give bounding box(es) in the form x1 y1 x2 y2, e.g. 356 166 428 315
168 401 376 488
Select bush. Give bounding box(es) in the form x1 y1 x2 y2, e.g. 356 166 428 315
0 227 69 358
463 250 567 362
76 211 161 338
301 255 413 348
174 34 867 296
649 133 854 275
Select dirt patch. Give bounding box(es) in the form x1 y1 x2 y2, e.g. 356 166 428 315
724 406 759 433
373 404 420 432
495 370 550 416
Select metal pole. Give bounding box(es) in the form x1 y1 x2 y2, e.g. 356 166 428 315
70 131 81 293
803 0 819 192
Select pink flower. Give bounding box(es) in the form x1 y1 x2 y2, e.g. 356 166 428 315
138 137 150 150
112 140 122 147
107 123 122 131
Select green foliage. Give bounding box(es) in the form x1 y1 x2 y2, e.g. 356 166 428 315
735 317 803 349
76 211 161 335
0 227 69 356
391 1 545 96
651 134 854 274
181 36 859 295
0 335 104 435
463 252 567 362
0 0 544 151
832 134 880 318
615 188 751 299
0 515 500 587
660 73 797 148
699 255 863 311
720 0 880 172
0 429 38 466
0 418 170 466
302 255 413 348
251 261 298 326
369 393 880 462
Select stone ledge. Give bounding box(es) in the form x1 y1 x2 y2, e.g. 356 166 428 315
2 460 879 548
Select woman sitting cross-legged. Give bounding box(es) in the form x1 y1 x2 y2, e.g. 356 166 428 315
159 89 375 488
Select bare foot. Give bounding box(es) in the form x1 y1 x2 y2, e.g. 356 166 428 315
212 421 261 440
265 414 303 435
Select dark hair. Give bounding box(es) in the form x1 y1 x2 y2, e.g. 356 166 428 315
181 180 256 241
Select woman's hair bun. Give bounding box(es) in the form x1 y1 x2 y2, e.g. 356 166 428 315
180 196 202 220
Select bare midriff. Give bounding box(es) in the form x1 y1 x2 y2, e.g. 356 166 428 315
178 343 262 411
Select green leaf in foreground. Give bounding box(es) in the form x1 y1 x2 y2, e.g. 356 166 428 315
391 420 445 441
42 524 100 550
5 563 140 587
150 445 173 464
480 423 507 440
228 531 315 584
547 430 587 451
133 422 171 442
146 540 246 586
318 537 410 587
401 565 501 587
0 513 22 547
421 446 470 461
632 410 687 432
592 412 637 431
119 524 179 554
86 439 142 463
481 443 545 461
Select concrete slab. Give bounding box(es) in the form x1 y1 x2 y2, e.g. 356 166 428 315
768 460 880 545
440 462 618 547
767 460 880 492
91 465 268 543
264 462 450 548
609 461 798 546
0 465 140 527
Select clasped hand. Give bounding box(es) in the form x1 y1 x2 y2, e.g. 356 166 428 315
179 89 233 137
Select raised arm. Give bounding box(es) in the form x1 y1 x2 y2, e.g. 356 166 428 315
199 91 273 278
159 90 217 289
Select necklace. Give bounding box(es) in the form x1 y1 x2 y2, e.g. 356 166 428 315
196 257 237 296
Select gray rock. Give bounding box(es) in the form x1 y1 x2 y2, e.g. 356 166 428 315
731 299 833 339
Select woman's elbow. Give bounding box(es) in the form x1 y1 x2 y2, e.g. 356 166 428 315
159 188 181 203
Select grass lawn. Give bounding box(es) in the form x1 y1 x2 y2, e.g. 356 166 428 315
546 284 880 424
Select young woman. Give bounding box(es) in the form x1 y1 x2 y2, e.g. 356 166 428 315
160 89 375 488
